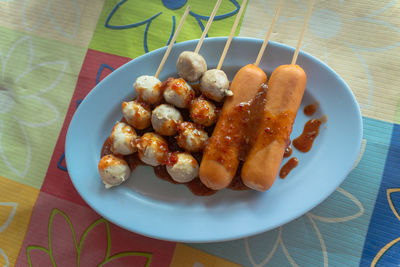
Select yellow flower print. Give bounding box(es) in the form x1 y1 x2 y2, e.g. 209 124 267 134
371 188 400 267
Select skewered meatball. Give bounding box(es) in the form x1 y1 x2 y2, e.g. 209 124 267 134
151 104 183 136
189 97 218 127
200 69 232 102
176 51 207 82
137 132 168 166
134 75 162 104
167 152 199 183
98 154 131 188
163 78 195 108
122 100 151 130
176 122 208 152
110 122 137 155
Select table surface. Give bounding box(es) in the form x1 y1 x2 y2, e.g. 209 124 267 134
1 0 399 266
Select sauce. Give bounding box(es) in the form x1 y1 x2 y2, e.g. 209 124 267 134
190 82 201 95
228 162 249 191
101 137 113 156
203 87 266 172
159 78 173 92
283 146 292 158
153 165 216 196
293 119 322 152
125 153 144 171
203 101 252 173
247 110 293 158
186 178 217 196
153 165 179 184
303 102 318 116
279 157 299 178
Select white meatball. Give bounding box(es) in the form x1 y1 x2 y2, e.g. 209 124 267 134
134 75 162 104
122 100 151 130
98 154 131 188
163 78 195 108
176 122 208 152
176 51 207 82
190 97 218 127
110 122 137 155
137 132 168 166
200 69 232 102
151 104 183 136
167 152 199 183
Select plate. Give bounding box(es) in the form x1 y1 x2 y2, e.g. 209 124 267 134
65 37 363 243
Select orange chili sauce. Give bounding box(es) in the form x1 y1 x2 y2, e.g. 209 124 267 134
303 102 319 116
293 119 322 153
279 157 299 178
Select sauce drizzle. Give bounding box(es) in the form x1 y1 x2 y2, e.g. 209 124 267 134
292 119 322 152
279 157 299 178
283 146 292 158
304 102 318 116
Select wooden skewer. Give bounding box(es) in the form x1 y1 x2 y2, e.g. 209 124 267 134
155 5 191 78
216 0 248 70
194 0 223 54
254 0 284 67
291 0 315 65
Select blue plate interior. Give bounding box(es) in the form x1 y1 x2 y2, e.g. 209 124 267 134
65 37 363 243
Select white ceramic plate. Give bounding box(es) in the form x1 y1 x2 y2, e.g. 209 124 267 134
65 37 363 243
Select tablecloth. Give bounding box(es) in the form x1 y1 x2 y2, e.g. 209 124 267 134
0 0 399 266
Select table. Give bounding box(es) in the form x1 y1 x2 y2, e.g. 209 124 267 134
1 0 399 266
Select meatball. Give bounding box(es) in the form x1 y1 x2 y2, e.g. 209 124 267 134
122 100 151 130
151 104 183 136
176 122 208 152
190 97 218 127
176 51 207 82
134 75 162 104
110 122 137 155
163 78 195 108
200 69 232 102
167 152 199 183
137 132 168 166
98 154 131 188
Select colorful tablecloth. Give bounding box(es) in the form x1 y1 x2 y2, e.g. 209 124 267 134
1 0 399 266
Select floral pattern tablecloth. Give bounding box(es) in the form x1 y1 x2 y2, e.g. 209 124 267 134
1 0 400 266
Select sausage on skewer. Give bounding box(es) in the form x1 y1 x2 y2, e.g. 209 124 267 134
199 64 267 190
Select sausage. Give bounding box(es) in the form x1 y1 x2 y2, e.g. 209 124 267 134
199 64 267 190
241 64 307 191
